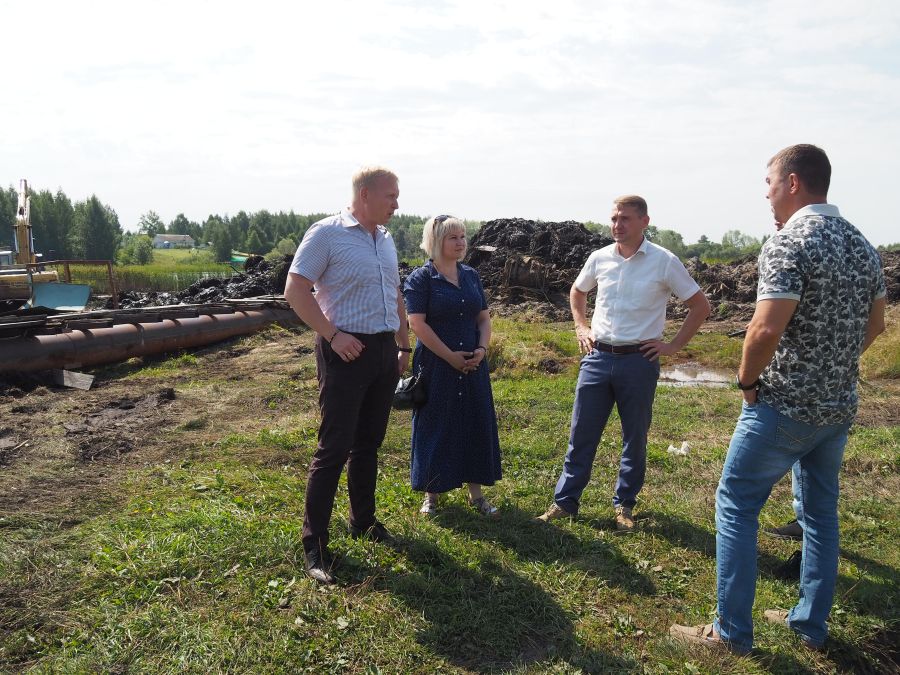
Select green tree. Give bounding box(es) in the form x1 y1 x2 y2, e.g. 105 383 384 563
272 237 297 256
70 196 122 260
30 189 74 259
0 185 24 250
721 229 759 250
133 235 153 264
245 227 265 254
202 215 225 247
650 228 686 257
117 233 154 265
249 211 274 251
209 223 233 262
138 210 166 237
393 227 409 257
229 211 250 245
169 213 202 243
584 221 612 237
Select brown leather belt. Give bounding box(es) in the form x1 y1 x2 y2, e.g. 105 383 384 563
594 341 643 355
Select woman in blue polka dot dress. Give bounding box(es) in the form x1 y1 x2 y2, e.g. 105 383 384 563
403 215 502 517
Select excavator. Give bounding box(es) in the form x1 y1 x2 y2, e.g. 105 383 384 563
0 179 59 307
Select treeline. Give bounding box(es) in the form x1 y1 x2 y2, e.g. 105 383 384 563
0 183 473 264
0 186 121 261
586 222 764 263
3 184 895 267
126 210 445 263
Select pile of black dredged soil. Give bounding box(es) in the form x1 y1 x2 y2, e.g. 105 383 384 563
110 227 899 320
110 255 292 309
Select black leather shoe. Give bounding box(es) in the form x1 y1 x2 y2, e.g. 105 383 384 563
764 519 803 541
348 520 395 544
305 547 336 584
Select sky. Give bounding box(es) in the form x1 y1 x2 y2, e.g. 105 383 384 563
3 0 899 246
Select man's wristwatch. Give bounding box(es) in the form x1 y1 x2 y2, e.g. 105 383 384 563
736 376 760 391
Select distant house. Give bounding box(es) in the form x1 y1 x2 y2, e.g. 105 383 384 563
152 234 195 249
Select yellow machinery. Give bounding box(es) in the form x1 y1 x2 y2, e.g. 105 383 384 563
0 179 59 301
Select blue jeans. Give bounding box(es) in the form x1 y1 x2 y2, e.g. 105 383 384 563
554 350 659 513
714 401 851 651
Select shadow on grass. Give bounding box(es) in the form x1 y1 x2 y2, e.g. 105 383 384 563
432 504 656 596
641 511 814 581
836 548 900 622
749 650 821 675
358 535 636 673
820 629 900 675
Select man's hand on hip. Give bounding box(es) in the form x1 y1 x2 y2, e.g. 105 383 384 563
575 325 593 354
639 340 677 361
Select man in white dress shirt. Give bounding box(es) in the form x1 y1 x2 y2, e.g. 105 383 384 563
538 195 710 530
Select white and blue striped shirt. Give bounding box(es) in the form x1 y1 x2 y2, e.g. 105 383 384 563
290 209 401 333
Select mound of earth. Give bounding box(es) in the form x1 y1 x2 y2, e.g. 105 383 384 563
882 250 900 302
463 218 612 306
113 255 293 309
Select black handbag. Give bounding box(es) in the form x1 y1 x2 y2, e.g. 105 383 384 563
393 368 427 410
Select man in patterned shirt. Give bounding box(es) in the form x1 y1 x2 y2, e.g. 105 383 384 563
671 144 886 654
285 167 410 584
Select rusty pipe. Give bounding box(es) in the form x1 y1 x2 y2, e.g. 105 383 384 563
0 307 299 373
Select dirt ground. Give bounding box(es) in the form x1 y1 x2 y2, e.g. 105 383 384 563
0 327 320 522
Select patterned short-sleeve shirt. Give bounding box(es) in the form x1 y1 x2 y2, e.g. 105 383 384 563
756 204 886 425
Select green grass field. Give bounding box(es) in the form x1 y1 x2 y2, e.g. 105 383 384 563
1 315 897 673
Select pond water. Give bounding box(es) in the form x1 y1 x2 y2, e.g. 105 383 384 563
659 365 732 388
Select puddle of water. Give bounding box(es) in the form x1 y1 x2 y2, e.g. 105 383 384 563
659 365 731 388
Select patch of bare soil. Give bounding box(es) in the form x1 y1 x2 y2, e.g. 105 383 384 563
0 326 318 519
62 388 176 461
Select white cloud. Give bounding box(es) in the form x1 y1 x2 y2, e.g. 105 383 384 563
1 0 898 243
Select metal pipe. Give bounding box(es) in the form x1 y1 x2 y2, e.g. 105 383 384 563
0 307 299 372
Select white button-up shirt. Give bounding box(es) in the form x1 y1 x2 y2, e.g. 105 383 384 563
290 208 401 333
574 238 700 344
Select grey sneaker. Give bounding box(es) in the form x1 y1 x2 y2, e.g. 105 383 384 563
763 519 803 540
536 502 572 522
615 506 635 531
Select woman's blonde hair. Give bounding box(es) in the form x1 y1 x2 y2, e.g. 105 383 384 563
420 215 466 260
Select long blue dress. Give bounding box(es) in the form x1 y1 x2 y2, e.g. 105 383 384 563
403 260 502 493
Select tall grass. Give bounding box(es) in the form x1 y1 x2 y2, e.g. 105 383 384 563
53 249 236 294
